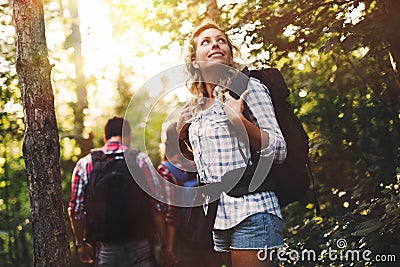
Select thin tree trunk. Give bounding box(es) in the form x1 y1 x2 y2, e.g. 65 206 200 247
206 0 220 23
115 60 134 115
68 0 90 156
13 0 71 266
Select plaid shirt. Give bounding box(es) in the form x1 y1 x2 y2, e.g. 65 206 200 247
156 162 182 226
68 141 161 220
188 77 287 229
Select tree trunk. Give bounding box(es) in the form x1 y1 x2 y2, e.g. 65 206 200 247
206 0 220 23
13 0 71 266
67 0 90 156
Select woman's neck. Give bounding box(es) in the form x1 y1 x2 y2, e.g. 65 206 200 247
106 136 121 143
201 71 220 98
204 83 217 98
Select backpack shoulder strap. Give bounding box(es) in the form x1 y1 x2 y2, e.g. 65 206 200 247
229 68 250 99
90 149 106 164
124 149 140 167
229 67 289 107
119 149 141 179
87 149 108 196
247 68 290 100
123 149 153 192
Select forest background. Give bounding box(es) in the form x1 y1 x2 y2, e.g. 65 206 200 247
1 0 399 266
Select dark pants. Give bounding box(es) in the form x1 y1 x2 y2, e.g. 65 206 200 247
96 239 155 267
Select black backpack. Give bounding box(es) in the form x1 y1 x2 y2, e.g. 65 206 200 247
84 149 153 243
228 67 319 211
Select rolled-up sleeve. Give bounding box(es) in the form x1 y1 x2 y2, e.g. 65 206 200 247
136 153 164 213
157 164 180 226
245 78 287 163
68 155 92 220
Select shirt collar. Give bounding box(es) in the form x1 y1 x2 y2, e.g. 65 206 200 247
103 141 128 153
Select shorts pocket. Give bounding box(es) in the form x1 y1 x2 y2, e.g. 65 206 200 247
270 214 283 235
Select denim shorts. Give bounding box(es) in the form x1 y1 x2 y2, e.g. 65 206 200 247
213 211 283 252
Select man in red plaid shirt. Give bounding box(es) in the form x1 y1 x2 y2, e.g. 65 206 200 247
68 116 162 267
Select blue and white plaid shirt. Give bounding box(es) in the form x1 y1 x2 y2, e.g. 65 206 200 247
188 77 287 230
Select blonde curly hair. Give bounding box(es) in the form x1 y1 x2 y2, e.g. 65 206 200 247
184 21 241 113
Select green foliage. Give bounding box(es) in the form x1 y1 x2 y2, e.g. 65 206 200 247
0 157 32 267
1 3 33 266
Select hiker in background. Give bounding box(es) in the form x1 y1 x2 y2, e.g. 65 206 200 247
177 21 287 267
69 116 161 267
156 122 223 267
